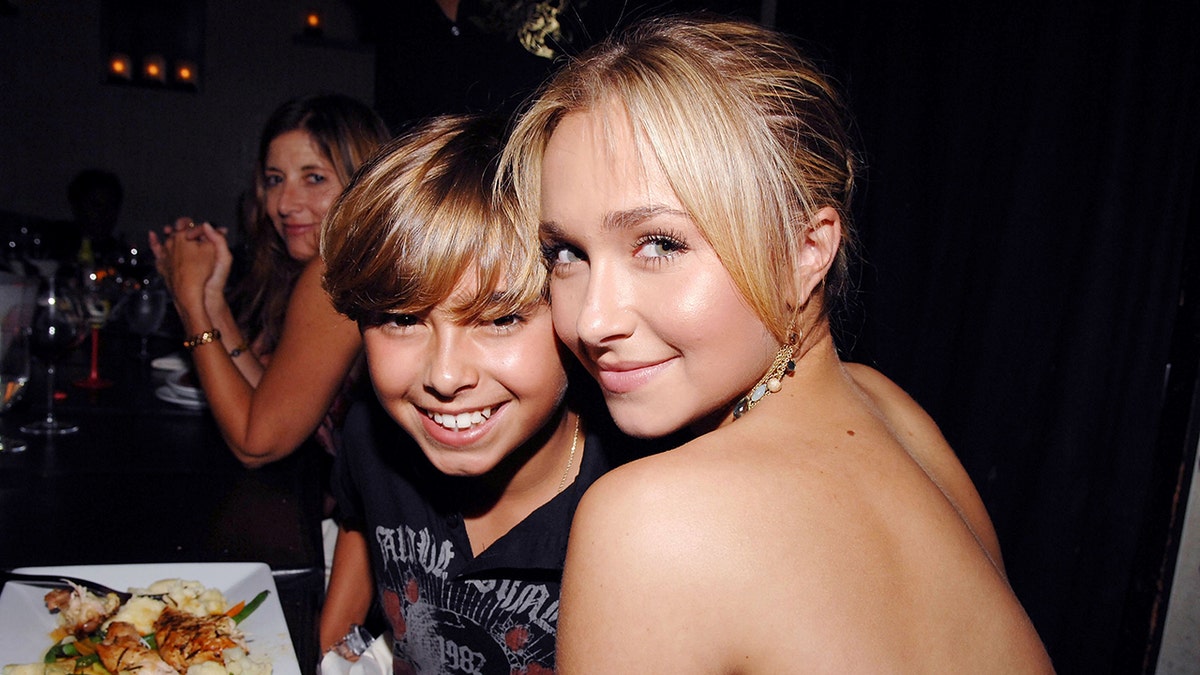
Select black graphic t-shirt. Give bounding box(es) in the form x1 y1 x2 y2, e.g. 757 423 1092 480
333 398 644 674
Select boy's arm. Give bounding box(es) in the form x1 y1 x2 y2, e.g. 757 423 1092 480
319 526 375 654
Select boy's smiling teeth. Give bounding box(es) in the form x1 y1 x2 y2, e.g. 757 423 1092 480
428 407 493 430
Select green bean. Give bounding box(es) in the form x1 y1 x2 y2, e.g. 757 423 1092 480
232 590 270 624
43 640 78 662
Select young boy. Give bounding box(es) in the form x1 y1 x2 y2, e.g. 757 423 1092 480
317 114 648 673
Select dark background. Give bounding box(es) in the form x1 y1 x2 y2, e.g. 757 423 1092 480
452 1 1197 671
3 0 1198 672
770 2 1199 672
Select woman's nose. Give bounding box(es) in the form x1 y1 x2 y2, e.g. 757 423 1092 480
574 264 636 347
276 180 301 216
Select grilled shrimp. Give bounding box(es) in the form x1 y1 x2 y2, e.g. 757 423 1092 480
153 605 246 671
95 621 178 675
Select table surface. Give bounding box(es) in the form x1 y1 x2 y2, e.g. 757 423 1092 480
0 324 326 670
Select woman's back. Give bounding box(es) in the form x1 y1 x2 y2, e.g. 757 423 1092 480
560 339 1053 673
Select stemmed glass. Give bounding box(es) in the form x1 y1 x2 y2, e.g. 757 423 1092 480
124 283 168 359
73 280 115 389
0 277 38 452
20 273 86 435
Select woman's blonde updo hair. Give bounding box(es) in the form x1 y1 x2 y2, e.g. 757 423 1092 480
500 14 859 343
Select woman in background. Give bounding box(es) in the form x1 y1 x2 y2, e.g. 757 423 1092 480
150 93 389 466
150 96 390 649
501 15 1053 672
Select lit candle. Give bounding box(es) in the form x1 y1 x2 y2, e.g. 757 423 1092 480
108 52 132 80
174 60 198 86
142 54 166 83
304 9 323 37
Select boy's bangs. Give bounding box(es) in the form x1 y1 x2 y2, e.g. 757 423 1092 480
377 210 547 322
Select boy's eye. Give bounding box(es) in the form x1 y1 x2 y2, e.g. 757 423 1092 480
542 242 582 266
360 311 419 330
492 314 521 328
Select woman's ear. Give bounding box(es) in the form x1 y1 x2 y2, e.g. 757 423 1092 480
793 206 842 306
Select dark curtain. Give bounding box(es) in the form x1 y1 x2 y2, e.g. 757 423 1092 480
364 0 1199 671
772 1 1200 671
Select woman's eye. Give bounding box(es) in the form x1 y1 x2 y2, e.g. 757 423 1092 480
306 172 328 184
263 174 282 187
635 235 686 258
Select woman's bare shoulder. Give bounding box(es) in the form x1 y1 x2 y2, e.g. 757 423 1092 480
562 442 832 672
843 361 1007 572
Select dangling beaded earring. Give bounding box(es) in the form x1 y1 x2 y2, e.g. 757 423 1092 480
733 329 800 419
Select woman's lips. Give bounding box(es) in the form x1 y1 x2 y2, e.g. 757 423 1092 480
283 223 315 236
594 359 674 395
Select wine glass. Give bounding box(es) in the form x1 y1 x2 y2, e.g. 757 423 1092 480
73 273 116 389
20 275 86 435
124 285 168 359
0 276 37 452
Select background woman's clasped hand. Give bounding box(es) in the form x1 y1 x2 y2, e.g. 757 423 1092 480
148 217 233 324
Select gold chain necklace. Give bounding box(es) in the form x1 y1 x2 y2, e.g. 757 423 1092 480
556 415 581 493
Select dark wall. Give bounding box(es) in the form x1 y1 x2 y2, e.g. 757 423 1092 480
361 0 1200 670
0 1 372 245
771 1 1200 671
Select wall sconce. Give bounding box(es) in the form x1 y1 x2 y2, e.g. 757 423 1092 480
142 54 166 84
174 59 198 87
107 52 132 81
303 9 323 38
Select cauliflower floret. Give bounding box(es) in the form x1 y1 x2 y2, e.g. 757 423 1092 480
105 595 168 635
181 648 271 675
4 665 73 675
133 579 227 617
221 647 272 675
185 662 227 675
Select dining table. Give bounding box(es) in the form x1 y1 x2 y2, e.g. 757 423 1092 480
0 320 327 671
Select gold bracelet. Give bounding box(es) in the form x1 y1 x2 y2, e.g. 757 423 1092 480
229 342 250 358
183 328 221 351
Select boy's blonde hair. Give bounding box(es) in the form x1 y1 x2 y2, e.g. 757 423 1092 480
500 15 859 342
323 115 546 324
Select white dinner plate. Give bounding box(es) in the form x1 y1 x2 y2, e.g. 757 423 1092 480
0 562 299 674
166 369 204 400
155 385 207 409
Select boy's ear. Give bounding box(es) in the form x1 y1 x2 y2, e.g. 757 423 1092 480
792 206 841 306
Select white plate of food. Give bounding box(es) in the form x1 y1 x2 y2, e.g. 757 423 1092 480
0 562 299 674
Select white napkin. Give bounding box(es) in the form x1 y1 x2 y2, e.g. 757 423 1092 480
319 634 392 675
150 353 188 371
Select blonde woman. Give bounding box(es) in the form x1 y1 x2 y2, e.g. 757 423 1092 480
500 15 1054 673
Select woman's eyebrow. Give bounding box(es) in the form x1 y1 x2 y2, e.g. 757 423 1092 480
606 205 686 231
540 205 689 236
